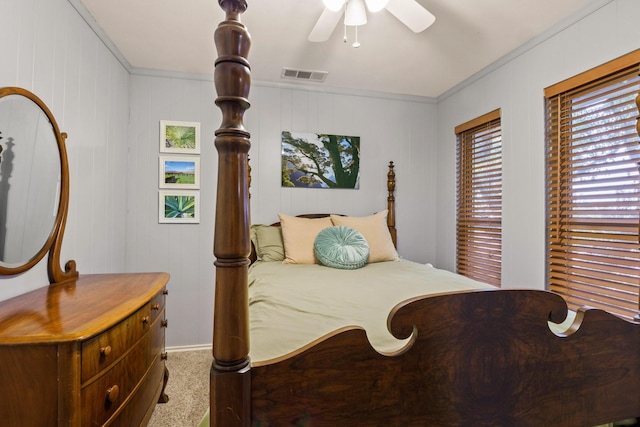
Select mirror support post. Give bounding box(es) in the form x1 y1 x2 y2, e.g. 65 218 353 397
48 131 78 284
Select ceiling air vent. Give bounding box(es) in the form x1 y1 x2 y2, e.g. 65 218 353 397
281 67 328 82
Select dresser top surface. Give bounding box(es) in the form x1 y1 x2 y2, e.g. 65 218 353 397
0 272 169 344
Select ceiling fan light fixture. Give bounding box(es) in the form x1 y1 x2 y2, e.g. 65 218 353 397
344 0 367 26
310 0 435 43
322 0 346 12
364 0 389 13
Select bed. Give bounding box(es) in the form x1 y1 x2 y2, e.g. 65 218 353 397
208 1 640 426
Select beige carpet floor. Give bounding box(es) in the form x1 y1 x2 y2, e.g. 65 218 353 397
148 349 211 427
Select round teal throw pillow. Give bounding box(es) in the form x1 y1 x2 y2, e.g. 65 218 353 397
314 226 369 269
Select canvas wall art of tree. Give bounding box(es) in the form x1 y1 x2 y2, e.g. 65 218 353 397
281 131 360 189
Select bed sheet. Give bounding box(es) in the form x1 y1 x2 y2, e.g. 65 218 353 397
249 259 493 363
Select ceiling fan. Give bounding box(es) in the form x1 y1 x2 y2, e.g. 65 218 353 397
309 0 436 44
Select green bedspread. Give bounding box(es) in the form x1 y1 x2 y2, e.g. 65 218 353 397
249 259 493 363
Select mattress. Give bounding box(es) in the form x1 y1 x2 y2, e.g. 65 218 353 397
248 259 494 363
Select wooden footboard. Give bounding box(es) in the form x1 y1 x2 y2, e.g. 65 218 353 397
251 289 640 426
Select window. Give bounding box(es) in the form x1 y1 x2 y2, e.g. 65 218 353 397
455 109 502 287
545 50 640 319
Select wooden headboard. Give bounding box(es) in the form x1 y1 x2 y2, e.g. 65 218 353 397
248 161 398 264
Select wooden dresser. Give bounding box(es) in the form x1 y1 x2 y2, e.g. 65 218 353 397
0 272 170 426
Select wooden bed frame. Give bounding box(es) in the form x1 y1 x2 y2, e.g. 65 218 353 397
210 1 640 426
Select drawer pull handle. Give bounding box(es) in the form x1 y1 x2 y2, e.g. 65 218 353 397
161 319 169 328
161 352 168 361
151 304 160 310
142 316 150 325
163 289 169 295
106 385 120 403
100 346 112 357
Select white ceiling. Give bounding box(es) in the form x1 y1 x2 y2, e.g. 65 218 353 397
77 0 603 98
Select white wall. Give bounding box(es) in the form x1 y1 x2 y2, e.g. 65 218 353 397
435 0 640 290
127 74 219 348
128 77 438 347
0 0 130 299
247 85 438 263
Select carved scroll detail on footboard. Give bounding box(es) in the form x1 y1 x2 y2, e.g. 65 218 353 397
251 290 640 426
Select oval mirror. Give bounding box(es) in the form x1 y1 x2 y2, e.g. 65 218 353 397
0 88 64 274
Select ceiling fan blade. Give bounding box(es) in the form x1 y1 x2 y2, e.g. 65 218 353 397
385 0 435 33
308 7 345 42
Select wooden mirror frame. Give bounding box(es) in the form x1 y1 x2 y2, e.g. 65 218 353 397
0 87 77 284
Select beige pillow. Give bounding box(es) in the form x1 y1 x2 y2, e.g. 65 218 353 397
278 214 333 264
330 210 399 263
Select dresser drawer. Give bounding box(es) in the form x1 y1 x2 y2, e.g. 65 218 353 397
149 287 166 322
81 304 152 383
150 308 166 364
108 355 165 427
81 336 149 426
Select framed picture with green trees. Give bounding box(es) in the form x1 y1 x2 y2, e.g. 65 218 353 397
158 190 200 223
281 131 360 189
160 120 200 154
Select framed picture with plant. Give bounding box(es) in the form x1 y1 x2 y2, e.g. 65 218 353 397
160 120 200 154
159 156 200 189
159 190 200 223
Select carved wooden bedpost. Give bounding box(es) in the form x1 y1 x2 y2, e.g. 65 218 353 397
211 1 251 426
387 161 397 248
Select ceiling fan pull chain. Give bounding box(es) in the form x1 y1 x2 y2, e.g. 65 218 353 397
353 25 360 48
